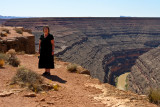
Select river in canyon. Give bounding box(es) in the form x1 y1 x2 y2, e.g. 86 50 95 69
117 72 130 91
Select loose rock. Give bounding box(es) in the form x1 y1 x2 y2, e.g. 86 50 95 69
47 101 54 105
0 91 13 97
40 98 45 101
24 93 36 97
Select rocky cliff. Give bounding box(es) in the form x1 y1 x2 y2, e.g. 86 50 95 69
0 19 6 25
0 26 35 54
3 18 160 85
127 46 160 95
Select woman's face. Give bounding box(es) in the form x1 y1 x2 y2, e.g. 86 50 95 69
44 27 49 35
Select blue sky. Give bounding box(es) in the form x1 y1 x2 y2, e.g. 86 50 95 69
0 0 160 17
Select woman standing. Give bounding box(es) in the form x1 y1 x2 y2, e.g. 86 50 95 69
38 26 54 76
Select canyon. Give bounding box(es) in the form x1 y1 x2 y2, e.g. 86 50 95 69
3 17 160 94
127 46 160 94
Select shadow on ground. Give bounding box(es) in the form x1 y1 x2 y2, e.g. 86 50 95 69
0 67 5 69
43 75 67 83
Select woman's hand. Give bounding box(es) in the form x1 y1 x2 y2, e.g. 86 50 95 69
52 51 54 55
51 40 54 56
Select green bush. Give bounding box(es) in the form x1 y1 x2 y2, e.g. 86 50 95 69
11 67 44 92
148 89 160 105
67 63 78 72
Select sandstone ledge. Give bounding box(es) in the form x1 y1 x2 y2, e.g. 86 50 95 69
0 26 35 54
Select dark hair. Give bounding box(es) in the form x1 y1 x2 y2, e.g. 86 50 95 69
43 26 50 33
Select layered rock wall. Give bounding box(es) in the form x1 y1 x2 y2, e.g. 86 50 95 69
127 46 160 94
103 48 151 85
0 19 6 25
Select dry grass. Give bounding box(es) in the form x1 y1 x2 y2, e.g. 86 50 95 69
0 53 9 61
67 63 78 73
6 49 16 56
11 66 44 92
17 51 25 55
0 51 20 67
6 49 20 67
148 89 160 105
0 53 9 67
8 57 20 67
11 66 58 92
14 28 23 34
54 56 62 61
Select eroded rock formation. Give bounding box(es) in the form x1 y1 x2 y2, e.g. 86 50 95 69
127 46 160 95
103 48 151 85
0 26 35 54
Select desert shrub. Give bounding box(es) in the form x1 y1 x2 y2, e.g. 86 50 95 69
125 84 128 90
6 49 16 56
0 31 7 37
114 77 118 87
17 51 25 55
54 56 62 61
11 67 44 92
0 53 9 67
0 59 5 67
8 57 20 67
2 28 10 33
14 28 23 34
0 53 9 61
6 49 20 67
148 89 160 105
0 51 20 67
67 63 78 72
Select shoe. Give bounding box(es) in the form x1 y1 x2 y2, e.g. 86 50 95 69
42 72 50 76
